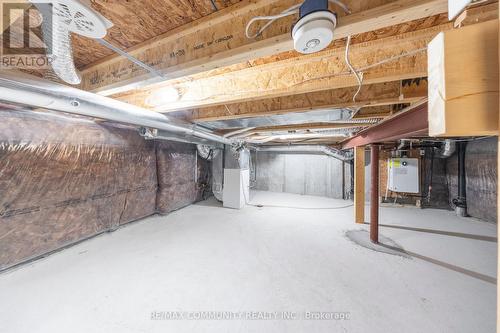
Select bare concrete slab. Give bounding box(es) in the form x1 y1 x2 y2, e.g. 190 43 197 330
0 191 496 333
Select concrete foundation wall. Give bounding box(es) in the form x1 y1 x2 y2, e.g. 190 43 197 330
253 152 345 199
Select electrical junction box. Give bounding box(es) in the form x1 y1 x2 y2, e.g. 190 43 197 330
387 158 419 194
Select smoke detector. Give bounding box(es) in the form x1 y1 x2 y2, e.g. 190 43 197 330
292 0 336 54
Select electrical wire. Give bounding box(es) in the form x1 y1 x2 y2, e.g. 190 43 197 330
245 0 350 39
97 38 167 79
245 4 301 39
358 47 428 72
344 35 364 103
287 47 428 90
155 46 428 109
209 0 218 11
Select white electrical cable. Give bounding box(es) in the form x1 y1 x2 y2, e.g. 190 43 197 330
358 47 428 72
245 0 350 39
345 35 364 103
245 3 301 39
167 46 428 108
330 0 351 14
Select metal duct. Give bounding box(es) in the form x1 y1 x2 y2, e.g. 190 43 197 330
253 145 352 161
0 71 232 146
197 108 377 130
211 148 224 201
436 139 456 158
39 7 81 85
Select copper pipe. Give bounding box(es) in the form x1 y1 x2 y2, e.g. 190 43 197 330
370 144 380 243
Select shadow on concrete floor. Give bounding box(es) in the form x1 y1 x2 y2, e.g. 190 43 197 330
346 229 496 285
362 222 497 242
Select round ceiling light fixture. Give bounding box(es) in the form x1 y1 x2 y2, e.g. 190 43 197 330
146 87 180 107
292 0 337 54
245 0 347 55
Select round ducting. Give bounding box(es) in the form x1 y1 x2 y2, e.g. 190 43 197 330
31 0 113 38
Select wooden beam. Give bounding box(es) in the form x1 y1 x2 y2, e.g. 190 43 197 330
80 0 449 95
187 80 426 122
454 2 498 28
116 24 445 111
354 146 365 224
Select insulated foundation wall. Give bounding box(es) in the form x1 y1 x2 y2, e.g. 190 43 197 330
253 152 345 199
446 137 497 223
0 109 209 271
156 141 211 214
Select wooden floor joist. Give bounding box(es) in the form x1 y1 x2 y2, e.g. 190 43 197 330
185 80 426 122
115 24 445 111
79 0 448 95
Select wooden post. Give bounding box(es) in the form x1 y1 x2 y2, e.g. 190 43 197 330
370 145 380 243
354 146 365 224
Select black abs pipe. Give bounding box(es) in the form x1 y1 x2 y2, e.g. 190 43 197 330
349 160 355 200
453 142 467 217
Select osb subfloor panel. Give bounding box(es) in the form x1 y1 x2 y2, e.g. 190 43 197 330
0 191 496 333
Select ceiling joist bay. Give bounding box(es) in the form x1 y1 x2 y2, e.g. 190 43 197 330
79 0 448 95
115 24 444 111
182 79 427 122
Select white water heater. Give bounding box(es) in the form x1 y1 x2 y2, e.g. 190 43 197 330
387 158 419 194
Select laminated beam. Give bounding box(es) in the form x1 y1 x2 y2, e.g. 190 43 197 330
187 80 426 122
342 101 428 149
80 0 449 95
116 25 445 111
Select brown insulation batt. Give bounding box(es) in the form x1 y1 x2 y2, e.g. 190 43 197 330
155 141 211 214
0 109 213 271
0 109 159 270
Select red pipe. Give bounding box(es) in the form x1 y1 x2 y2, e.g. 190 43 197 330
370 145 379 243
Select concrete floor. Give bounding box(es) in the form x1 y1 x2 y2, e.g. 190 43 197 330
0 191 496 333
